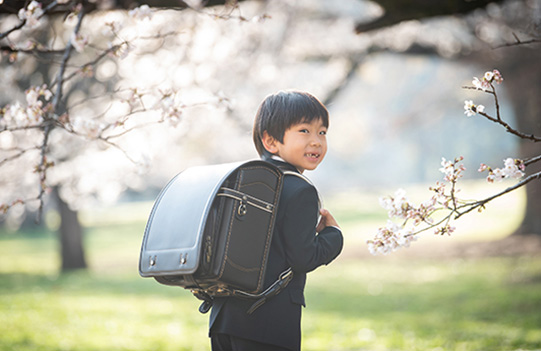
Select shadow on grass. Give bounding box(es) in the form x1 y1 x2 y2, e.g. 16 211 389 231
0 271 193 299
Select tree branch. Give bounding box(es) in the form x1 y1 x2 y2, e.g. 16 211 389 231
0 146 40 167
463 86 541 142
455 170 541 219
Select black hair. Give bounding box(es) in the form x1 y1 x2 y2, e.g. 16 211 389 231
252 90 329 156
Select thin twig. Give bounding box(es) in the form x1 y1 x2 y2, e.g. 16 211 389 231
455 170 541 219
0 0 60 40
35 5 86 221
463 85 541 142
477 111 541 142
0 147 39 167
0 21 27 40
0 46 65 55
55 42 126 88
524 155 541 167
494 38 541 49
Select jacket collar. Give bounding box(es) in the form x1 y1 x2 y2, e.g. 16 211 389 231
261 150 299 173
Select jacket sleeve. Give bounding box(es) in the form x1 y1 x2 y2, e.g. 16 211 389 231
281 184 344 273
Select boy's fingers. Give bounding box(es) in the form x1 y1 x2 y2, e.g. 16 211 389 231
318 209 339 229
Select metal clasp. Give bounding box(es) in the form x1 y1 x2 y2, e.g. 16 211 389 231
180 253 188 265
237 196 248 216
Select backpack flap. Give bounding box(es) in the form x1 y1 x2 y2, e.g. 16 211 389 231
139 162 244 277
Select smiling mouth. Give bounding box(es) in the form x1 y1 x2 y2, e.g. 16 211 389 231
306 153 320 159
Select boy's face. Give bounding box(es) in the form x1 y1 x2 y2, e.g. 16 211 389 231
264 118 328 173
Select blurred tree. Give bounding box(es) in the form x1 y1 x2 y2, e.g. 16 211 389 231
354 0 510 33
0 0 246 271
1 0 540 272
354 0 541 236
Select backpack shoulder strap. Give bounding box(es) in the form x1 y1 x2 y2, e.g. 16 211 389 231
281 170 321 212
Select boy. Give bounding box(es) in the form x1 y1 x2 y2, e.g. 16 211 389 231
209 91 344 351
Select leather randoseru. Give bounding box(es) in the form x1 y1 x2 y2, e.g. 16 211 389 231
139 160 285 312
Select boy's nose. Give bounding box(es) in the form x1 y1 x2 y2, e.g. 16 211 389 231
310 136 322 146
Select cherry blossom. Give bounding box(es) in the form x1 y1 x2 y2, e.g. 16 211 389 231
72 118 104 139
155 91 184 126
464 100 485 117
379 188 410 219
108 42 131 59
18 1 44 29
123 88 144 112
368 156 465 255
367 221 417 255
479 158 525 183
129 5 153 21
103 21 122 36
369 67 535 255
71 33 89 53
1 85 52 128
471 69 504 91
491 69 503 84
439 156 465 182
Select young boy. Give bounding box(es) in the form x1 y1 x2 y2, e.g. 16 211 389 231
209 91 344 351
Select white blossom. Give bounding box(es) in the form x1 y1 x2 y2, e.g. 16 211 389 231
472 77 490 91
129 5 153 21
485 158 524 183
18 1 44 28
464 100 484 117
367 221 417 255
71 33 88 53
108 42 130 59
72 118 103 139
379 188 410 219
471 69 503 91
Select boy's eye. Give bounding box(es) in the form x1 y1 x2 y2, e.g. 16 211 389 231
319 130 327 135
299 129 309 133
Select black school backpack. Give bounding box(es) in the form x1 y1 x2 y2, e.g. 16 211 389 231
139 160 314 313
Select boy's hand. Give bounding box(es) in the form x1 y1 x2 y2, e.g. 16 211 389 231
316 209 340 233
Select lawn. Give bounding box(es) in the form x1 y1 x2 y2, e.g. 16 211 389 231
1 184 540 351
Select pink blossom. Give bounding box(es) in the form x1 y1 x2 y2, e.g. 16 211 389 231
472 77 491 91
434 224 455 236
492 69 503 84
18 1 44 28
471 69 503 91
439 156 465 183
71 33 88 53
367 221 417 255
379 189 411 219
485 158 524 182
478 164 489 172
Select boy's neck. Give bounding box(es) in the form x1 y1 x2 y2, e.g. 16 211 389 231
262 152 300 173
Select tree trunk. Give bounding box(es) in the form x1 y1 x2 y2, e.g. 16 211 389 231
498 47 541 235
53 187 87 271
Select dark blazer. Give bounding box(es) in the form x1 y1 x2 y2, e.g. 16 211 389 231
209 157 344 351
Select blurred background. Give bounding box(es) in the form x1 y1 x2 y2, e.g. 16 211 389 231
1 0 540 350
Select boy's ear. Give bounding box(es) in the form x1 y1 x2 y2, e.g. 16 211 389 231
261 131 279 154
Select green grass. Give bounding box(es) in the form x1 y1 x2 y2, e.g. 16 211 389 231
1 188 540 351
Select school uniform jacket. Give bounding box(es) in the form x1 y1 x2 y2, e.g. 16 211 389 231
209 157 344 351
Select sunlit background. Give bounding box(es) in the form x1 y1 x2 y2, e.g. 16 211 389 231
1 0 540 350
